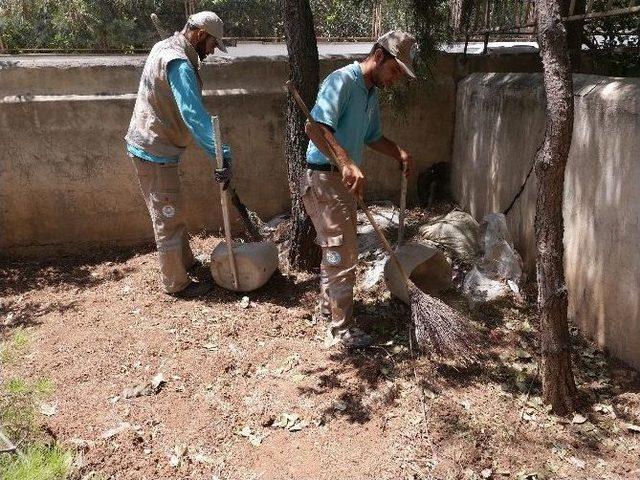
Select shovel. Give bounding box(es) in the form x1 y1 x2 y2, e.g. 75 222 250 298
209 116 279 292
383 168 453 304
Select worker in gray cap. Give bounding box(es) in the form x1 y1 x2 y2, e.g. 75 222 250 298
125 11 230 298
302 30 419 348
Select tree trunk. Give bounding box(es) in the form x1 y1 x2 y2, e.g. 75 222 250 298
535 0 577 415
282 0 322 272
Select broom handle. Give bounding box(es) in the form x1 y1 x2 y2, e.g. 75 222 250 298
212 116 239 290
285 81 410 284
398 165 407 246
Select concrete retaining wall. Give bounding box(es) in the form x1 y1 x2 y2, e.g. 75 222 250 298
0 54 459 256
451 72 640 370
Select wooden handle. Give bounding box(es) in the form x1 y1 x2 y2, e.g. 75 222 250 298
285 81 410 283
398 165 408 246
212 116 239 290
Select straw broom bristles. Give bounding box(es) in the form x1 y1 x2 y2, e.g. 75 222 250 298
408 282 479 365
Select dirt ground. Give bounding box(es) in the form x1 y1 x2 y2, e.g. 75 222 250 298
2 232 640 480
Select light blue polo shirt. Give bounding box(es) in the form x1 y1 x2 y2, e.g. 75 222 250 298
306 62 382 166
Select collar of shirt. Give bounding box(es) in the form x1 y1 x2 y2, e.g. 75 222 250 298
351 62 376 97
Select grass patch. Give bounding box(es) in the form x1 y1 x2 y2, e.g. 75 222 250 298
1 377 55 441
0 443 72 480
0 331 73 479
1 329 29 365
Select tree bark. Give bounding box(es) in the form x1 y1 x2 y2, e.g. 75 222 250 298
535 0 577 415
282 0 322 271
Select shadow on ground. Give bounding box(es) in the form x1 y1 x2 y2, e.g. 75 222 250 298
0 245 154 297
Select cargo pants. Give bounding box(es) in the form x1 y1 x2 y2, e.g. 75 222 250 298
132 157 195 293
301 169 358 337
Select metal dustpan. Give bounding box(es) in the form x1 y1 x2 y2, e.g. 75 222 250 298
209 116 278 292
384 171 452 304
210 240 278 292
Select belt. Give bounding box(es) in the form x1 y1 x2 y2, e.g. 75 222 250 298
307 162 339 172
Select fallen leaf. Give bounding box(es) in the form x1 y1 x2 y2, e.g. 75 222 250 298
288 420 309 432
593 404 614 415
189 452 215 464
249 435 264 446
236 426 253 438
522 410 535 422
515 349 533 361
626 423 640 433
332 400 348 412
567 456 586 469
235 426 264 446
123 373 166 399
273 354 300 376
39 402 57 417
481 468 493 479
572 414 587 424
151 373 166 390
100 422 131 440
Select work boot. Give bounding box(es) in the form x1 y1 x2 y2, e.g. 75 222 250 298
324 327 373 349
169 281 212 299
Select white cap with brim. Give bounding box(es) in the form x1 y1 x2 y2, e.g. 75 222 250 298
377 30 419 79
188 11 228 52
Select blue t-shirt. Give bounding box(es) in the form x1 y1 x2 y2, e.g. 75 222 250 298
127 59 230 164
306 62 382 166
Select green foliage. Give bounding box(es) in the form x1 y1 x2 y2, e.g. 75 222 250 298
407 0 453 75
0 443 73 480
0 0 415 50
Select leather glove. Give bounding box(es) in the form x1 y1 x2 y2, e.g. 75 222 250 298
214 144 233 190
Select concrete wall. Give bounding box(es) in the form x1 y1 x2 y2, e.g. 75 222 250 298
451 72 640 370
1 53 464 256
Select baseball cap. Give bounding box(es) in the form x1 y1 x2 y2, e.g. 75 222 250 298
377 30 418 79
188 11 227 52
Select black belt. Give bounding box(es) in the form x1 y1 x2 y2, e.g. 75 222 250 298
307 163 339 172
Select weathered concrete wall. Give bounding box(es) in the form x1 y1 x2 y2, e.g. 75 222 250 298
451 73 640 370
1 53 464 256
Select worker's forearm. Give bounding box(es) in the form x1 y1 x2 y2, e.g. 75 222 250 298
367 136 404 164
305 121 352 169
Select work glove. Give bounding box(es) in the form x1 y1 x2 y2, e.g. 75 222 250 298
214 144 233 190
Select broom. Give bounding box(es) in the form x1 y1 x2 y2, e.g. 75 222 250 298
286 81 478 364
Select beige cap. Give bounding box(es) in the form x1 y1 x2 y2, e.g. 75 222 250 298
377 30 418 79
188 11 227 52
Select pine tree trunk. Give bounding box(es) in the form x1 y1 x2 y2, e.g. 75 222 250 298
535 0 577 415
282 0 322 272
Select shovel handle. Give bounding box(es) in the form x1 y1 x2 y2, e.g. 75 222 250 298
212 116 239 290
398 164 408 246
285 81 410 284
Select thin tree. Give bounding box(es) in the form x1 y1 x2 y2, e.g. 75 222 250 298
282 0 322 271
535 0 577 415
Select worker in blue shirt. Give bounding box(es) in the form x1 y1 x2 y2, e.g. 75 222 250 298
302 30 419 348
125 11 231 298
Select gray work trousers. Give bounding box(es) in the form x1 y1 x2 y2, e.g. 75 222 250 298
132 157 195 293
301 169 358 336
